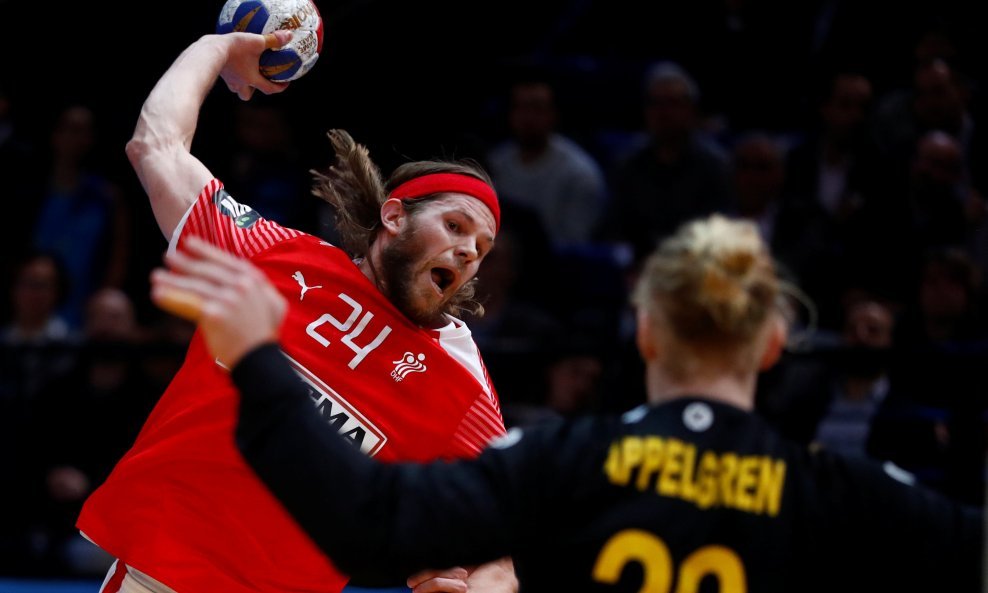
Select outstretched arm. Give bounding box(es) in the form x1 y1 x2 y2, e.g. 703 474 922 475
126 30 292 239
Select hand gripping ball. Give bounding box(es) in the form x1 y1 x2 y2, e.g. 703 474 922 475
216 0 324 82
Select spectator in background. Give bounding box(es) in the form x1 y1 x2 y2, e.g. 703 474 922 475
460 208 562 408
729 131 788 249
0 86 42 320
0 251 78 576
1 252 74 343
598 60 734 266
0 252 78 400
895 246 986 349
730 130 833 307
781 70 885 331
872 57 977 179
486 72 608 250
30 103 131 330
27 288 156 578
905 130 984 248
868 246 988 505
219 100 317 234
811 298 896 458
760 295 899 456
500 331 607 430
788 71 878 224
851 130 983 305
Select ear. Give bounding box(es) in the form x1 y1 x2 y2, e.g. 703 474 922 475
380 198 405 235
758 315 787 371
635 308 660 362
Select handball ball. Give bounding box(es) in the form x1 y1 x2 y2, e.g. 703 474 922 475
216 0 324 82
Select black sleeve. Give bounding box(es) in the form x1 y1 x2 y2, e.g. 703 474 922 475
824 454 983 592
231 344 524 585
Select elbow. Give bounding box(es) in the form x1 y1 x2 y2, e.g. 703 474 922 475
125 135 150 170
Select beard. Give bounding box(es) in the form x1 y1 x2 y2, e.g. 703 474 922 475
377 225 446 327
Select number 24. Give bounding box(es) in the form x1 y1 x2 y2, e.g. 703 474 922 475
592 529 746 593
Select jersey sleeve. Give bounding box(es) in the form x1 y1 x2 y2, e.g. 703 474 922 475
448 394 507 459
168 178 304 258
815 452 982 591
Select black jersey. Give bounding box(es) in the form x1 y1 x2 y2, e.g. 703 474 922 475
233 344 981 593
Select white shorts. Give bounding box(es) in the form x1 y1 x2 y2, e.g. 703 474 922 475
98 560 178 593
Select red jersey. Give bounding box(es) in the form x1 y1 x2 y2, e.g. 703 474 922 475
77 179 506 593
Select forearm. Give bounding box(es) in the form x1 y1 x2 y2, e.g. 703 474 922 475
126 35 228 238
138 35 229 152
232 345 515 581
466 557 519 593
232 343 415 583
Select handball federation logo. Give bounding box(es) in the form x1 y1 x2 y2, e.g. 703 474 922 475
391 352 427 382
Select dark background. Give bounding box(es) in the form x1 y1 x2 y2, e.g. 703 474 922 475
7 0 987 163
4 0 987 337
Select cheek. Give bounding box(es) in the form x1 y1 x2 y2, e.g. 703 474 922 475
464 260 483 280
417 223 452 249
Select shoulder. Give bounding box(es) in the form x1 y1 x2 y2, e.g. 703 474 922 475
551 135 605 170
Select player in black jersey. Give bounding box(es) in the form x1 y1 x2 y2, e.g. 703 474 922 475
153 215 982 593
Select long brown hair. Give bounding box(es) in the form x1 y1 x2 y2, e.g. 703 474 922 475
310 129 492 318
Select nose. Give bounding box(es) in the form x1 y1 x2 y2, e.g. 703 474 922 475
455 237 479 262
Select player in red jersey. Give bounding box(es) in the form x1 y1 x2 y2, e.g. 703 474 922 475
77 29 517 593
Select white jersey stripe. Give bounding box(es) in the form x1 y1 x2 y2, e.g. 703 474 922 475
451 398 506 456
462 407 503 442
472 399 505 428
179 181 305 260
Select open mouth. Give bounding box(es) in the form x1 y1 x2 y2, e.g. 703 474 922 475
430 267 455 294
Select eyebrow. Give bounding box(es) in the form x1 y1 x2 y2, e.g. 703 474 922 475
450 208 495 244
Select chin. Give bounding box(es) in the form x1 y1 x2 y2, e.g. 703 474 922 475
409 307 446 328
399 291 447 328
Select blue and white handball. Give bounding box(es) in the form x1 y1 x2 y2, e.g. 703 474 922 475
216 0 324 82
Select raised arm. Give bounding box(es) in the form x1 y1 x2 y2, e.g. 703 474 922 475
126 30 292 239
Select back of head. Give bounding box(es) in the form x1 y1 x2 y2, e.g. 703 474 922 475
632 214 780 379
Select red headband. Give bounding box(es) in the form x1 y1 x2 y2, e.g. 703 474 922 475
389 173 500 232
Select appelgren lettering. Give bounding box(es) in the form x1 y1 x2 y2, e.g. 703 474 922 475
603 435 786 517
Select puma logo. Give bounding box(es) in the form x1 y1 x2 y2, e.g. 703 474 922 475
293 271 322 301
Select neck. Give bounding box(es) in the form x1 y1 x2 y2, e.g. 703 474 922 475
358 243 384 292
644 363 756 410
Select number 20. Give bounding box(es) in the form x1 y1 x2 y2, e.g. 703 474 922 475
592 529 746 593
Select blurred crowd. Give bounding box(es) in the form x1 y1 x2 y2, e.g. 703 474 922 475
2 0 988 580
